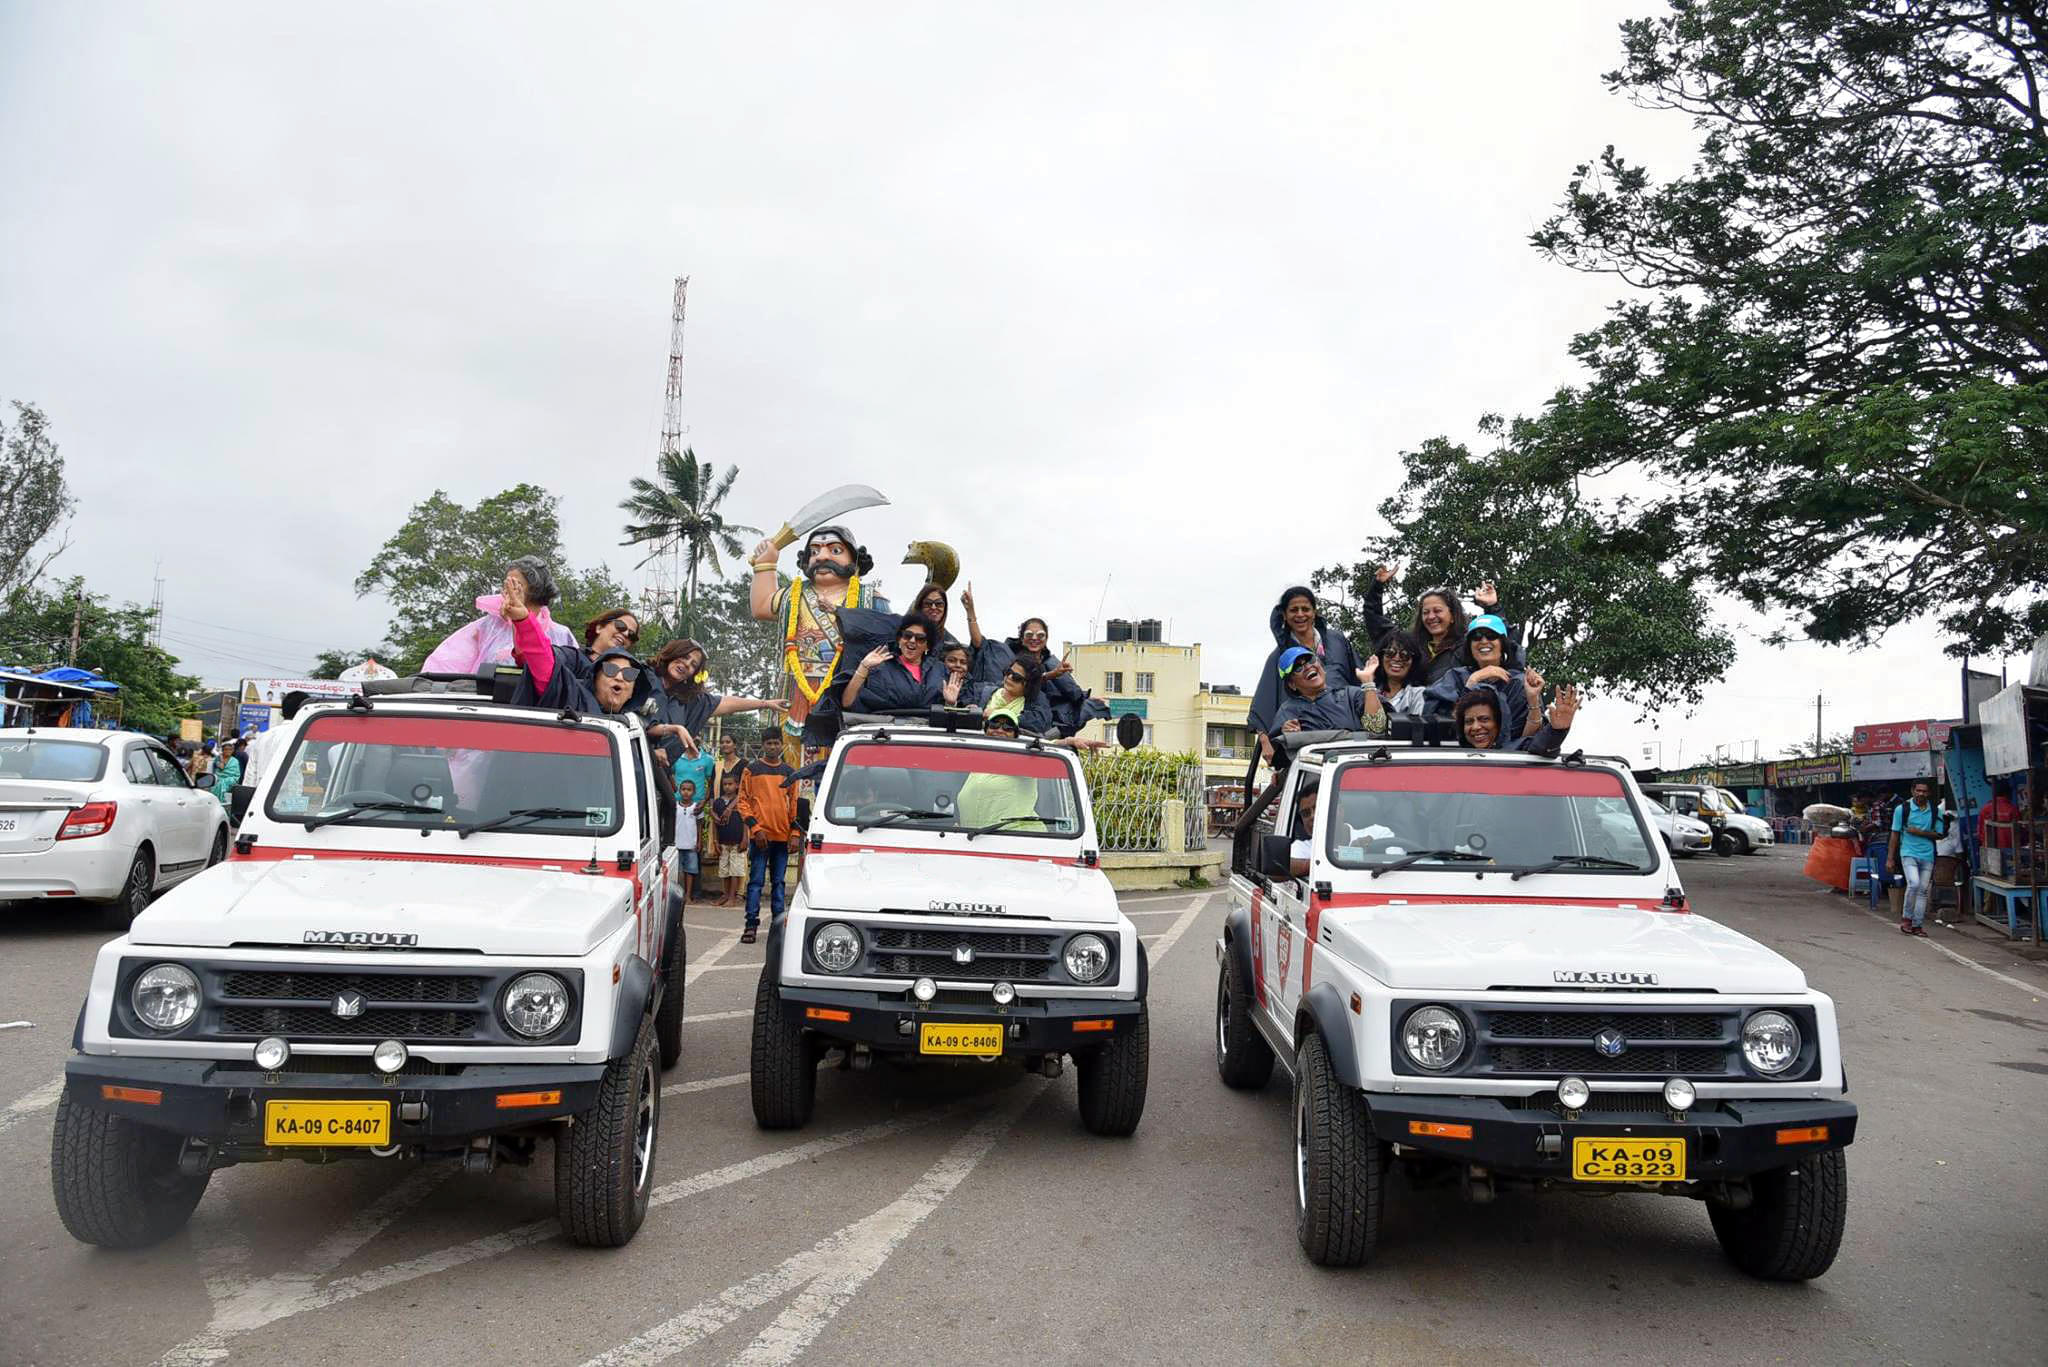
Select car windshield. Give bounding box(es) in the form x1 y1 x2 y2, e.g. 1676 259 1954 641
264 712 623 836
1326 761 1658 872
824 741 1083 839
0 738 108 782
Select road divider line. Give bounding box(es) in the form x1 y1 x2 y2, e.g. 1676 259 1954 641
682 1008 751 1024
585 1082 1045 1366
0 1019 33 1030
684 932 743 988
1144 891 1215 962
662 1071 748 1098
0 1075 63 1137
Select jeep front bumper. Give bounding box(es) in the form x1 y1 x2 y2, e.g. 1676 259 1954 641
773 984 1142 1054
63 1054 606 1148
1366 1092 1857 1181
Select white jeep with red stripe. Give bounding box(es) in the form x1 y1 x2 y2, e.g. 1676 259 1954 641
750 715 1148 1136
52 679 684 1250
1217 736 1855 1280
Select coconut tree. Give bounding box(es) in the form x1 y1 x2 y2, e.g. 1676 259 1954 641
619 448 757 633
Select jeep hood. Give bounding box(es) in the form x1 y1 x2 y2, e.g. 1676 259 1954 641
127 858 631 957
801 850 1119 925
1326 901 1808 994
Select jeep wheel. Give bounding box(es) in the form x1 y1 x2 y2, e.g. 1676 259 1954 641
1293 1031 1384 1266
1215 954 1273 1090
555 1015 659 1247
655 919 685 1071
749 973 816 1130
102 848 154 931
50 1091 209 1248
1076 1008 1149 1137
1708 1149 1847 1281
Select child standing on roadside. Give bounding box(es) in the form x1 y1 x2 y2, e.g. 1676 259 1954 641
674 779 702 902
711 773 746 907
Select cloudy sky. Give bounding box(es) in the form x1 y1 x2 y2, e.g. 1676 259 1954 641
0 1 2025 761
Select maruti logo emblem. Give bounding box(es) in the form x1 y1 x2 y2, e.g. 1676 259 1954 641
953 944 975 966
331 990 367 1019
1593 1027 1627 1057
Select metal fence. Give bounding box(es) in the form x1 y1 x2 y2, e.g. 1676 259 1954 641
1080 749 1206 853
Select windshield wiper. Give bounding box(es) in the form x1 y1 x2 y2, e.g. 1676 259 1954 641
302 799 442 831
457 806 589 839
854 807 954 833
964 815 1058 840
1369 848 1493 878
1510 853 1643 882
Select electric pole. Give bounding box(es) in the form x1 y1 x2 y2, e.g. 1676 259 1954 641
1815 693 1824 754
66 583 85 665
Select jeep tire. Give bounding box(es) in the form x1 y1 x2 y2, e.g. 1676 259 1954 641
749 974 816 1130
655 918 685 1071
1076 1008 1149 1137
1293 1031 1385 1267
1215 953 1274 1089
50 1091 209 1248
103 847 154 931
555 1014 659 1247
1708 1150 1847 1281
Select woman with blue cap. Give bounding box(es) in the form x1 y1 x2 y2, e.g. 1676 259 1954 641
1267 646 1389 740
1423 613 1545 740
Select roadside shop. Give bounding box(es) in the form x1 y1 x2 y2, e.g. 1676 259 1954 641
0 666 121 728
1973 683 2046 941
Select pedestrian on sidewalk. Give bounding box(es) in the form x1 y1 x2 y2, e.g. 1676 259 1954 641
737 733 798 944
1891 781 1942 936
674 779 702 902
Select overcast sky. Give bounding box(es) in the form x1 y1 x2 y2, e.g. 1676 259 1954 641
0 1 2026 761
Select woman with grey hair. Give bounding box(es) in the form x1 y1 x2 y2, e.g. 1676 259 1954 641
421 556 578 673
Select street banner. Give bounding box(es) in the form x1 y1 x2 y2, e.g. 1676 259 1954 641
240 677 353 707
1850 750 1934 782
1767 755 1850 788
1852 719 1955 754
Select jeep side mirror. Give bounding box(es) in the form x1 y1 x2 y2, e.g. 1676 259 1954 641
1258 833 1295 878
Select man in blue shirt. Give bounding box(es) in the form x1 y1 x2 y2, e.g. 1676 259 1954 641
1891 780 1941 936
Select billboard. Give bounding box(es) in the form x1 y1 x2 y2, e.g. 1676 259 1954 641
1766 755 1850 788
1852 719 1955 755
240 678 353 708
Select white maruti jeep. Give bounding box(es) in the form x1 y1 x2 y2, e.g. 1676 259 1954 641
1217 735 1856 1280
750 713 1148 1136
52 677 686 1249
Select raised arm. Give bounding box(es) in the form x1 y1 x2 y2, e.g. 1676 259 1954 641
960 582 986 649
842 646 891 707
712 695 790 719
749 537 783 621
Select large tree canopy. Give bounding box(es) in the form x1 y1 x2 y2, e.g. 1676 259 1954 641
1523 0 2046 655
0 579 198 735
0 401 75 597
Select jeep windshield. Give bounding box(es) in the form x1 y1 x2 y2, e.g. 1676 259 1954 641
1326 761 1657 873
263 712 624 837
825 741 1082 839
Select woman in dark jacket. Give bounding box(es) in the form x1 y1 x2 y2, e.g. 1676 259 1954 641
1359 566 1505 686
911 583 961 650
1248 585 1363 745
840 614 950 714
1424 614 1542 740
645 637 787 768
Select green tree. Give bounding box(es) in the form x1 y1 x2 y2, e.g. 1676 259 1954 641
619 449 758 632
0 401 75 596
1316 426 1737 711
1522 0 2047 655
0 579 198 734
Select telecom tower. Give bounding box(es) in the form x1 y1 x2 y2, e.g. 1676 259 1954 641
645 275 690 628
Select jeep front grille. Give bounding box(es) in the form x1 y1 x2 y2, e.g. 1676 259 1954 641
219 1006 480 1040
1446 1004 1742 1079
220 970 486 1005
868 927 1058 981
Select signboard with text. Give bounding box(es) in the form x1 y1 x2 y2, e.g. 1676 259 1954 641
1852 719 1956 755
1766 755 1850 788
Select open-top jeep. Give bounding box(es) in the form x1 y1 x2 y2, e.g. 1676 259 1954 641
1217 734 1856 1280
52 677 686 1249
751 711 1148 1135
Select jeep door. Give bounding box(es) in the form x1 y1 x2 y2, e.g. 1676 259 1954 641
628 735 665 967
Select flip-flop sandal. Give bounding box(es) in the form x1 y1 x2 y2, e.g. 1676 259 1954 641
741 928 758 944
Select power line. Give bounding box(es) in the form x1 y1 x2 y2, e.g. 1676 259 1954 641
158 611 341 649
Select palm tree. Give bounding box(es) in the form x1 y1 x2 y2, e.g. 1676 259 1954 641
619 448 758 633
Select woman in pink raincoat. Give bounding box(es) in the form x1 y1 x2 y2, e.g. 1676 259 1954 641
422 556 576 674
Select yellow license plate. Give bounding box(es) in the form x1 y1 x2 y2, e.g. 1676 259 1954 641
264 1099 392 1147
919 1022 1004 1056
1572 1136 1686 1182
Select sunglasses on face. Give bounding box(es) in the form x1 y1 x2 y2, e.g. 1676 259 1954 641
986 723 1018 736
599 662 639 681
1382 650 1414 663
1005 670 1028 683
898 631 928 645
1285 659 1322 677
1469 632 1502 644
1022 631 1047 641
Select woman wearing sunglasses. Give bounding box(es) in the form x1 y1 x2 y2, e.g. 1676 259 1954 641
1247 585 1363 756
1369 628 1430 718
1423 613 1545 740
644 637 789 768
840 614 950 714
960 586 1090 736
1358 565 1507 686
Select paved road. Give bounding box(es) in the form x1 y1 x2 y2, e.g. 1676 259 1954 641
3 853 2046 1366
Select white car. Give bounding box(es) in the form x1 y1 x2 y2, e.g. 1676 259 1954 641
1643 784 1774 856
52 682 684 1250
0 729 229 926
1217 737 1854 1281
1649 800 1715 857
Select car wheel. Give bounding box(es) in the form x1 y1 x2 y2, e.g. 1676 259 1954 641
654 912 685 1071
749 972 817 1130
1293 1031 1384 1267
206 828 229 867
1076 1008 1149 1137
1708 1149 1847 1281
555 1014 658 1247
50 1090 209 1248
1728 831 1751 856
1215 952 1274 1090
1714 831 1739 857
102 848 154 931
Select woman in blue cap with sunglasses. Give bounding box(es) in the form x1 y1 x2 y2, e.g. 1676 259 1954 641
1423 613 1546 740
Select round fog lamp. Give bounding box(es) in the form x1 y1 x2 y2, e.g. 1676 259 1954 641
1741 1010 1801 1075
253 1036 291 1071
1557 1075 1592 1110
1663 1077 1697 1112
991 980 1015 1006
372 1039 409 1075
912 977 937 1002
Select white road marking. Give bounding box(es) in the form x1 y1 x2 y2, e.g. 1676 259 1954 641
584 1081 1044 1367
1120 906 1191 917
1858 903 2045 997
694 962 759 974
1141 892 1215 961
0 1075 63 1136
685 932 744 988
662 1071 748 1098
685 1008 751 1024
165 1104 974 1353
0 1019 33 1030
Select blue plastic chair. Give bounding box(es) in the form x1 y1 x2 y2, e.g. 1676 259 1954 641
1848 857 1872 895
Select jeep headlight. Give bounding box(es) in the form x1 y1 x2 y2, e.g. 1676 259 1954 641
1741 1010 1801 1075
1401 1005 1467 1072
811 922 863 974
502 972 570 1038
132 963 200 1032
1063 933 1110 983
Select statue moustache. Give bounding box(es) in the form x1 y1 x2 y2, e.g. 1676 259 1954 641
805 557 854 582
